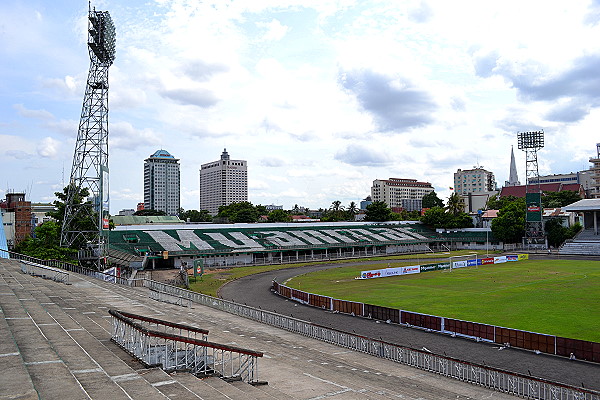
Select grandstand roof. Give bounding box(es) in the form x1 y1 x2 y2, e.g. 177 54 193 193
108 222 438 256
564 199 600 212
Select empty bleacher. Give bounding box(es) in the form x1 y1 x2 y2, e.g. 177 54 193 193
559 228 600 255
1 257 519 399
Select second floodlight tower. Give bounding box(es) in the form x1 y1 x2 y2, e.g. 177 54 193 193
517 130 546 248
61 5 116 268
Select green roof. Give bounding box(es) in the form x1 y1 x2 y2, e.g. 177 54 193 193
108 223 442 256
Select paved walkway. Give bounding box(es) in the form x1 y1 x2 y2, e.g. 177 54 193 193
0 258 518 399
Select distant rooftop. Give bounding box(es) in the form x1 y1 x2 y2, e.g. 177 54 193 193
149 149 175 159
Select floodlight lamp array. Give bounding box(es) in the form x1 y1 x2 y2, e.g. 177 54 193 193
88 10 116 64
517 130 544 150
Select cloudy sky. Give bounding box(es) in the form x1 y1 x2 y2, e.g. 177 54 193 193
2 0 600 213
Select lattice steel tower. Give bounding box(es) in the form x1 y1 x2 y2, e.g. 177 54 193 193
61 5 116 269
517 130 546 248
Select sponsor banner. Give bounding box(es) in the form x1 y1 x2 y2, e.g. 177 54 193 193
481 257 494 265
452 260 468 269
506 255 518 261
103 267 117 283
420 262 450 272
494 256 507 264
467 259 478 267
518 254 529 260
361 265 421 279
403 266 420 275
476 258 483 266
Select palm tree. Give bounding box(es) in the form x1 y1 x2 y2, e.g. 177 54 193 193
329 200 344 221
446 192 465 215
347 201 358 220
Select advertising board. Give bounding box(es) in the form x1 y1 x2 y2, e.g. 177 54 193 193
360 265 421 279
419 262 450 272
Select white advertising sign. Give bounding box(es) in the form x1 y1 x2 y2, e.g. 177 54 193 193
360 265 420 279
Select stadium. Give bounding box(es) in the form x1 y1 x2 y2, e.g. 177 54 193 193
107 221 496 270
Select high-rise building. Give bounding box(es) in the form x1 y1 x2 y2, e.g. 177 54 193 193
453 167 497 213
199 149 248 215
370 178 434 211
454 167 496 195
589 143 600 198
144 150 180 216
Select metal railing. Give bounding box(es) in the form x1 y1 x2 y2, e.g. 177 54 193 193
144 280 600 400
19 260 69 284
1 249 145 287
109 309 262 383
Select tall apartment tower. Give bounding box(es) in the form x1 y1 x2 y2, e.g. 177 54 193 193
589 143 600 198
144 150 180 216
199 149 248 215
370 178 434 211
454 167 496 196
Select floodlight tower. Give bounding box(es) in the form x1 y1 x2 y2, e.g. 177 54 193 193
61 5 116 269
517 130 546 248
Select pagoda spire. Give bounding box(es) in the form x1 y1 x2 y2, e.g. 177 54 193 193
505 146 520 187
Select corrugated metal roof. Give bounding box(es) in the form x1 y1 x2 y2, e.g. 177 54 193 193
564 199 600 211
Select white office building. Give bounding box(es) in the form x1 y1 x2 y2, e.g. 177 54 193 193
371 178 434 211
144 150 180 216
199 149 248 215
454 167 497 213
454 167 496 195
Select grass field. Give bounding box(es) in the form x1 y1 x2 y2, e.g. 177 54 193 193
188 250 489 297
285 259 600 342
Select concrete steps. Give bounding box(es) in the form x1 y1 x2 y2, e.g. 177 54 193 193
0 260 169 399
0 259 283 400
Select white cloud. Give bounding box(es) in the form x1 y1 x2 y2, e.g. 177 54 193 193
256 19 290 41
37 137 61 158
3 0 600 212
109 121 162 150
14 104 54 121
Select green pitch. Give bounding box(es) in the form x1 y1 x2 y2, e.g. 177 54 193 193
286 259 600 342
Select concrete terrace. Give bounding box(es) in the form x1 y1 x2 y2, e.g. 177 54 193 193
0 258 517 400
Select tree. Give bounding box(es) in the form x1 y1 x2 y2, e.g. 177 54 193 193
420 207 452 228
421 206 474 229
346 201 358 221
217 202 260 223
14 221 77 261
491 199 525 243
45 184 96 249
267 209 291 222
180 209 212 222
46 184 90 226
365 201 392 222
422 191 444 208
542 191 581 208
486 195 519 211
446 192 465 215
545 219 583 247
